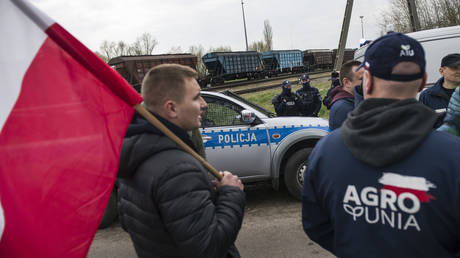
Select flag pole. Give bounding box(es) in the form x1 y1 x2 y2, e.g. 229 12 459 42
134 104 223 180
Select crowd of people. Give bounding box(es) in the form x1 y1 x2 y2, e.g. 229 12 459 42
115 32 460 258
271 51 460 133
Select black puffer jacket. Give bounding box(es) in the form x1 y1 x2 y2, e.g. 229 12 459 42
117 113 245 258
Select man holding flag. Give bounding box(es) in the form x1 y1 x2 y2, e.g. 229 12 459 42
117 64 245 258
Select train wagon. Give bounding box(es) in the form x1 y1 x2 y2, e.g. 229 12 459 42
108 54 198 91
202 51 264 85
332 48 356 65
261 50 305 76
303 49 334 71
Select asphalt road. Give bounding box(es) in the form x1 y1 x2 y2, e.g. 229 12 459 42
87 183 335 258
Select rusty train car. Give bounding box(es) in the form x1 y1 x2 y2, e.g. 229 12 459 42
303 48 356 72
108 54 198 92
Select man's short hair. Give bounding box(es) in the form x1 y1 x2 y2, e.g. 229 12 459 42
340 60 362 85
141 64 198 110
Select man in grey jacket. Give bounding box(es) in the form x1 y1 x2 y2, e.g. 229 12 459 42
117 64 245 258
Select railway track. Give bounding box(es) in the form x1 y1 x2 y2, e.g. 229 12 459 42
204 70 332 91
205 71 331 94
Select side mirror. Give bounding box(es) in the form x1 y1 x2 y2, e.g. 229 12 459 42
240 110 256 124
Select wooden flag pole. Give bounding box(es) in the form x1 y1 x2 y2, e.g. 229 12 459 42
134 104 223 181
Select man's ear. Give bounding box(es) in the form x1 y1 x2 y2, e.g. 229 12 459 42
163 100 178 119
342 77 349 88
363 70 373 97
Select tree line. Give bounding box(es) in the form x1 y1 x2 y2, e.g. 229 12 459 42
96 20 274 77
380 0 460 33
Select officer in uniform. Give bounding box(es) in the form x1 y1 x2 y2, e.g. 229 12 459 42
272 80 300 116
296 74 322 117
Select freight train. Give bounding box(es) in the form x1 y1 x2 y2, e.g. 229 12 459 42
108 48 355 89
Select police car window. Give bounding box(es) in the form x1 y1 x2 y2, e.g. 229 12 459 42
202 97 245 127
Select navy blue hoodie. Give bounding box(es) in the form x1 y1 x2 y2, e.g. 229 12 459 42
302 98 460 258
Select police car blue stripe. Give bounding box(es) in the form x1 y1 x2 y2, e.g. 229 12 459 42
202 125 329 149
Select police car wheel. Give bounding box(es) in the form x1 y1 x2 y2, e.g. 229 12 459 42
284 147 312 200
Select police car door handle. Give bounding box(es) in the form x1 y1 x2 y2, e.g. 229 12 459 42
202 135 212 143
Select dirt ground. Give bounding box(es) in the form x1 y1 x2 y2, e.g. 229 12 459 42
87 183 335 258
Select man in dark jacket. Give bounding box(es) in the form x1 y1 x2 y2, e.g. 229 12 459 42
117 64 245 258
296 74 322 117
322 71 341 107
302 32 460 257
272 80 300 116
327 60 363 130
419 53 460 127
419 53 460 110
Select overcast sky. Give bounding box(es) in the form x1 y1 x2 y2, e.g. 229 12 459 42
30 0 392 54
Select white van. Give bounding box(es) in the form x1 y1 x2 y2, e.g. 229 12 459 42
354 25 460 86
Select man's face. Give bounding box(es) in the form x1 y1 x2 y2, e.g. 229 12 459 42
440 64 460 85
343 65 364 94
350 65 364 86
174 77 207 131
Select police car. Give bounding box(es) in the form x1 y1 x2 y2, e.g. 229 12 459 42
200 90 330 199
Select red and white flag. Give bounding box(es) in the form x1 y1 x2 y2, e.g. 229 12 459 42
378 172 436 203
0 0 143 257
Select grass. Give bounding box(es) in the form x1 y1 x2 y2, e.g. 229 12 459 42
241 79 332 119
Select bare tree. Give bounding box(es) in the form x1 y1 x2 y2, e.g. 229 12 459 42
189 45 207 77
263 20 273 50
248 40 266 52
98 40 116 61
97 32 158 61
380 0 460 34
209 46 232 52
134 32 158 55
168 46 183 54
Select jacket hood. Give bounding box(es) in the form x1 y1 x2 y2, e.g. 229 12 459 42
328 87 354 108
341 98 437 167
118 112 196 178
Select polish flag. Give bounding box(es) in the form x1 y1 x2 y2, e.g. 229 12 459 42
378 172 436 203
0 0 143 257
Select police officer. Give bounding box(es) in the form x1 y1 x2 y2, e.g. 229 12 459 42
272 80 300 116
296 74 322 117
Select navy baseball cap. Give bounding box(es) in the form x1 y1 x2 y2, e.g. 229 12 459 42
441 53 460 67
356 32 426 82
329 71 339 80
300 74 310 80
282 80 291 87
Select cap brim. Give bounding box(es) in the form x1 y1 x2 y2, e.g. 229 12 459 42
446 60 460 67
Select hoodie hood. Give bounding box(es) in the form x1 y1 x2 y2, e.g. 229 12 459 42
118 112 197 178
328 87 354 109
341 98 437 167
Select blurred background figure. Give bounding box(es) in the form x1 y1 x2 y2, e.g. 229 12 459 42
272 80 300 116
296 74 322 117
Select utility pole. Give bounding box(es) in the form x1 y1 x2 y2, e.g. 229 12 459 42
241 0 249 51
407 0 421 32
334 0 354 71
359 16 364 39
